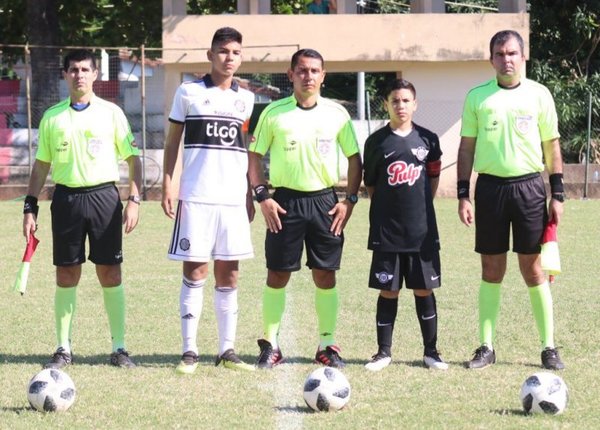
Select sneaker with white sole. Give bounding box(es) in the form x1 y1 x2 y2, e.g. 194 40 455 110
176 351 199 375
423 350 449 370
365 351 392 372
215 349 255 372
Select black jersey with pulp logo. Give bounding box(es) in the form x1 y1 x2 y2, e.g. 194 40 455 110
363 123 442 253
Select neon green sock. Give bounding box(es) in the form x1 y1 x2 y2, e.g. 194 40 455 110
315 287 339 349
102 284 126 352
55 286 77 352
263 286 286 348
479 280 501 349
528 282 555 349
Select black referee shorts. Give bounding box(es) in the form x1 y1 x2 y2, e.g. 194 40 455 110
51 183 123 266
265 187 343 272
474 173 547 255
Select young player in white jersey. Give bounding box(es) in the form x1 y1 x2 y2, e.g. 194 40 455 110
162 27 256 374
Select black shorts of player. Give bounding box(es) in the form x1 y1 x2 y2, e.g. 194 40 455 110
51 182 123 266
265 187 343 272
474 173 547 255
369 249 441 291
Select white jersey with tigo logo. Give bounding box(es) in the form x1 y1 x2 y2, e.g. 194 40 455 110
169 75 254 205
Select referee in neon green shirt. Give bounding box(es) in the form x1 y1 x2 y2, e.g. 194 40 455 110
457 30 565 371
249 48 362 369
22 49 142 369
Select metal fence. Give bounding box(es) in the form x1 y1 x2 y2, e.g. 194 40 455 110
1 44 599 196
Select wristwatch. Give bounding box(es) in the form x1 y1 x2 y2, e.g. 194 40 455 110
345 194 358 204
128 195 141 204
551 193 565 203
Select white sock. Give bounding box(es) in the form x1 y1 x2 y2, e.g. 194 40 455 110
180 277 205 355
214 286 238 356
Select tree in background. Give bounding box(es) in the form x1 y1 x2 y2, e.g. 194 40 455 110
1 0 598 157
529 0 600 162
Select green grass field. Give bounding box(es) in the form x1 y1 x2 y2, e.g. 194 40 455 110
1 198 599 429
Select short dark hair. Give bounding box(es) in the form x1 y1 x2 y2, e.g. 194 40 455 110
63 49 96 72
489 30 524 59
290 49 324 69
383 78 416 100
211 27 243 49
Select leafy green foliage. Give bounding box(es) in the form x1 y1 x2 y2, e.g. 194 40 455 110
529 1 600 162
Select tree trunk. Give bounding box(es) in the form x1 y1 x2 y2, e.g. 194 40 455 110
26 0 60 128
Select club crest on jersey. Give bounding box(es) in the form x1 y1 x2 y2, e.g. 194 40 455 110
411 146 429 162
234 99 246 113
516 115 533 134
375 272 394 284
387 161 422 186
179 238 191 251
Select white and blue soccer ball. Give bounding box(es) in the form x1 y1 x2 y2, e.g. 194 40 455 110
303 367 351 412
520 371 568 415
27 368 76 412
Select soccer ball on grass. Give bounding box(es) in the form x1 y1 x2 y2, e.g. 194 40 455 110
520 371 568 415
303 366 351 412
27 368 76 412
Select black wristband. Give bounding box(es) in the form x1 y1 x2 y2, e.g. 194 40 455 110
457 180 470 199
253 184 271 203
23 195 39 217
549 173 564 194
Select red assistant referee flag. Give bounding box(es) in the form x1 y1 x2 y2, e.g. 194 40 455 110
12 234 40 295
540 221 561 283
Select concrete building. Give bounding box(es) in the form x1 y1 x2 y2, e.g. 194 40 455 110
161 0 529 196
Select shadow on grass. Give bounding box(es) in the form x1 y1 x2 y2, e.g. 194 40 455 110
275 405 315 414
0 353 183 367
491 408 528 416
0 406 33 414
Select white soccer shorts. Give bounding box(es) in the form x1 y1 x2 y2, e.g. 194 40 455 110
168 200 254 262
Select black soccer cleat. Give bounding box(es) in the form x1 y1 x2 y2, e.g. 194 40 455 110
541 347 565 370
467 345 496 369
256 339 284 369
314 345 345 369
44 347 73 369
110 348 136 368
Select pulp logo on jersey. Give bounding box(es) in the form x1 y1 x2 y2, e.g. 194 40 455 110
387 161 422 186
375 272 394 284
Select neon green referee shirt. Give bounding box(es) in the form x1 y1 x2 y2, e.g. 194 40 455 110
249 95 359 192
36 95 138 188
460 78 560 177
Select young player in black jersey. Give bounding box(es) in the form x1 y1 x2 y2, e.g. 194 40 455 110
363 79 447 371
